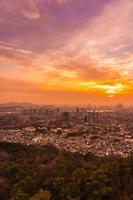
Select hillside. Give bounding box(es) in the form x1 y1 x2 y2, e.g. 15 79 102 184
0 142 133 200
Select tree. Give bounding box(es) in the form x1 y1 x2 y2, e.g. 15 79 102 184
29 190 51 200
67 168 88 200
111 159 130 200
53 177 66 199
11 189 29 200
86 167 113 200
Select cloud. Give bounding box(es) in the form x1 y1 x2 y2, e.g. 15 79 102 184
22 0 41 20
23 10 41 20
0 76 42 94
0 0 133 104
49 0 73 4
0 0 42 20
57 0 133 79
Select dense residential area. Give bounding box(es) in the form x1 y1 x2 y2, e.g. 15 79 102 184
0 104 133 157
0 104 133 200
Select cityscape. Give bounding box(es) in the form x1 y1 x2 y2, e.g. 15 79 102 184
0 103 133 157
0 0 133 199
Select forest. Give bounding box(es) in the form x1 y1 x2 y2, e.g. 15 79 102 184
0 142 133 200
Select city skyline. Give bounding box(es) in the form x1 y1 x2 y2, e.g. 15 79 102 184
0 0 133 105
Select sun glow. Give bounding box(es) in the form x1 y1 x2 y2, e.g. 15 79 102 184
95 83 126 95
0 0 133 104
75 81 127 96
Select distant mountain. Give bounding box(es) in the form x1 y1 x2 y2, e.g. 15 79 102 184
0 102 34 108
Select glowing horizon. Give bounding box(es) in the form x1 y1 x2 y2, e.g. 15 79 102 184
0 0 133 105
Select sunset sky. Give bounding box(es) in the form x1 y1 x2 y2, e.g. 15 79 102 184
0 0 133 105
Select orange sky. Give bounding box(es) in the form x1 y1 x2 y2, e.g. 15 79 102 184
0 0 133 105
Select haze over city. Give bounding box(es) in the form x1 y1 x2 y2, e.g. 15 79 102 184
0 0 133 104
